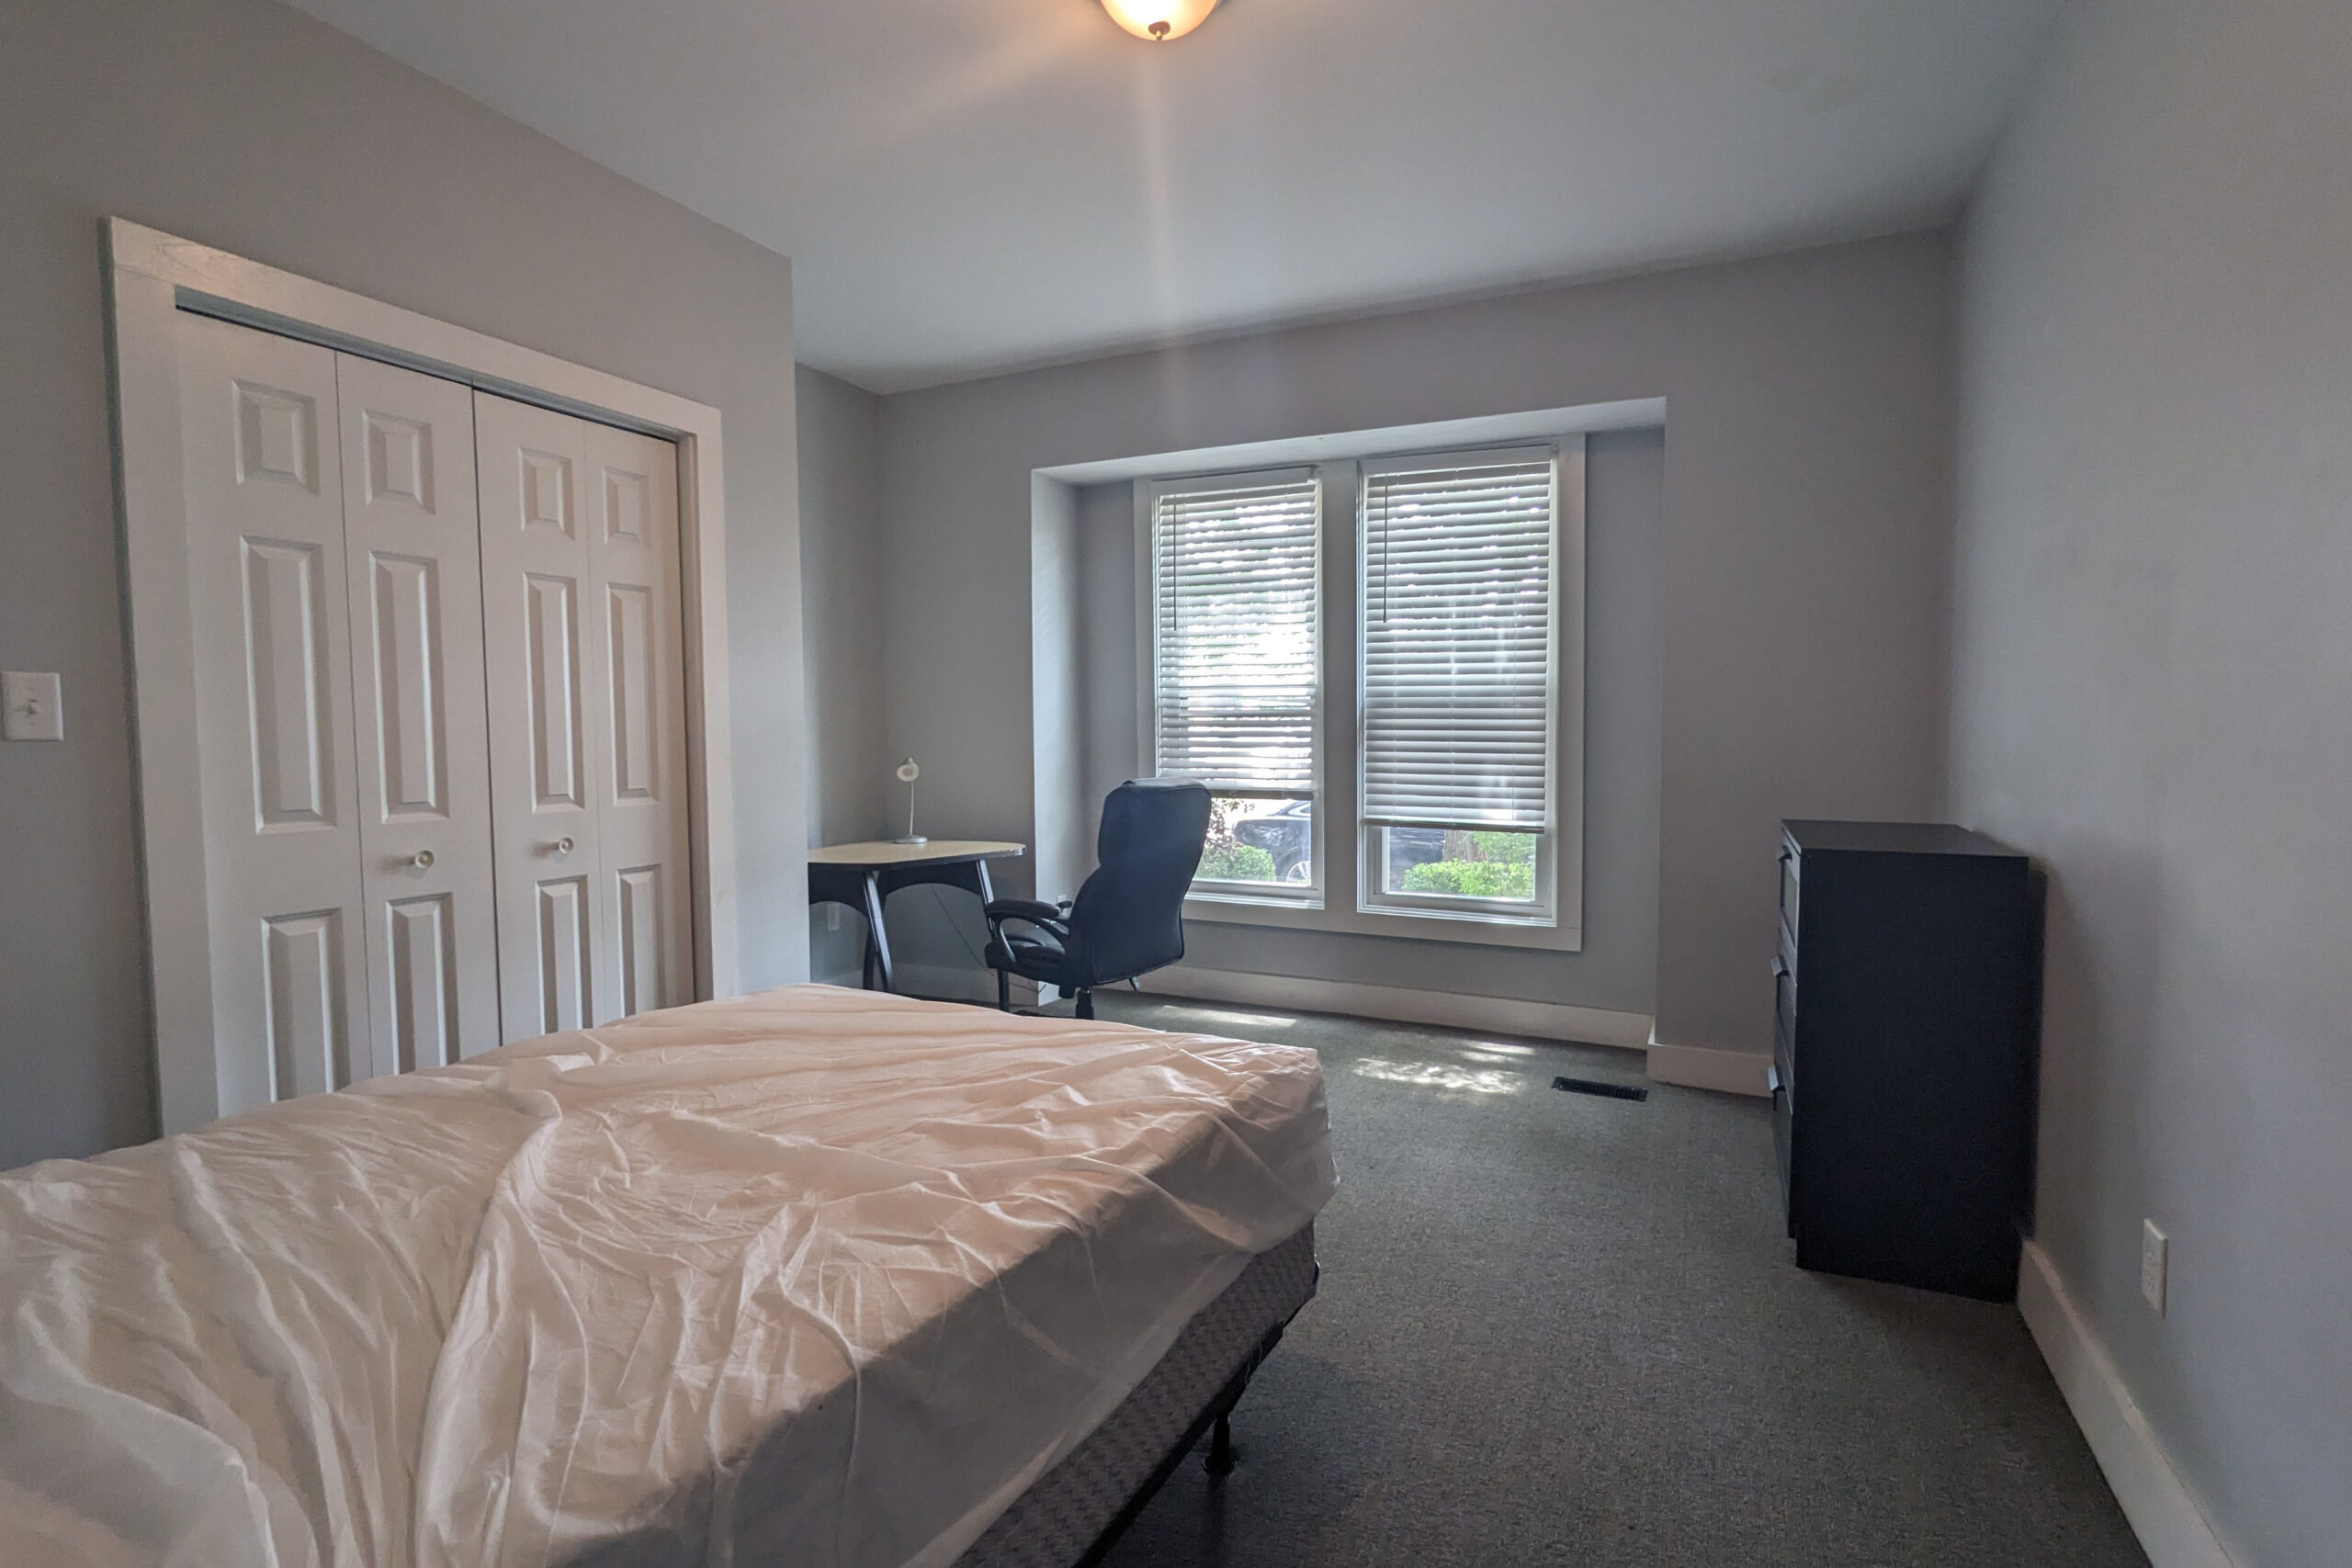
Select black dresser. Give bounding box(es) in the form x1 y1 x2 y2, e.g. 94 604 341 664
1771 820 2041 1301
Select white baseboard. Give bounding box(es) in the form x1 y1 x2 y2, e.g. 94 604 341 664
2018 1241 2239 1568
1643 1037 1770 1097
1135 964 1654 1050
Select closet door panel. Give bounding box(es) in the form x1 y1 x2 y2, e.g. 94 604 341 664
476 392 610 1042
177 312 369 1110
535 874 595 1032
335 355 500 1071
585 423 694 1021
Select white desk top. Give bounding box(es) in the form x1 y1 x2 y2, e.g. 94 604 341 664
808 839 1026 869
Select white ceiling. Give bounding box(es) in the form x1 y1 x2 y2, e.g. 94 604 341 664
288 0 2060 392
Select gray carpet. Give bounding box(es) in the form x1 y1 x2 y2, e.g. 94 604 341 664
1058 996 2147 1568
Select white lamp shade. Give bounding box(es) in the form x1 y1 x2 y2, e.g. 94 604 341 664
1100 0 1221 41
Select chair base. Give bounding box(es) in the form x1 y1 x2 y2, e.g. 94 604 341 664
990 968 1093 1020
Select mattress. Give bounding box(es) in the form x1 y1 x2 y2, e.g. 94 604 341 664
0 986 1336 1568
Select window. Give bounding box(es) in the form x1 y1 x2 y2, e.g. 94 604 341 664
1358 449 1558 923
1137 433 1581 942
1148 470 1321 899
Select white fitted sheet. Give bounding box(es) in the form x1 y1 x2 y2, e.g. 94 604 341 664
0 986 1335 1568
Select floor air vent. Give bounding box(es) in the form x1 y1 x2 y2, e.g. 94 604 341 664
1554 1076 1650 1102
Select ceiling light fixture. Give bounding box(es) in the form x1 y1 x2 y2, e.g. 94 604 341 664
1099 0 1221 42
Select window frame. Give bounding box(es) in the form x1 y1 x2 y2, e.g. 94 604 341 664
1132 434 1586 951
1139 466 1326 909
1354 444 1563 929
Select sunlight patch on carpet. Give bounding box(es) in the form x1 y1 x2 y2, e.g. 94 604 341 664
1352 1057 1524 1096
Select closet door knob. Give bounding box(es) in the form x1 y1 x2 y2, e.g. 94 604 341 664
552 835 576 859
409 849 436 872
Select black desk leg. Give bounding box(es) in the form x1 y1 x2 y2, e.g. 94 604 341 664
861 869 895 993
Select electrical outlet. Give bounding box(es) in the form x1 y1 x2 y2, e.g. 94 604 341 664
2 671 63 741
2141 1220 2169 1315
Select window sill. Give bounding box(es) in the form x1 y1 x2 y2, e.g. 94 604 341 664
1358 898 1557 931
1182 891 1583 953
1184 886 1324 913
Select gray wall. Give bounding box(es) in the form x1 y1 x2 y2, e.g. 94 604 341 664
1951 0 2352 1557
797 366 885 983
876 234 1953 1050
0 0 809 1169
1066 435 1666 1018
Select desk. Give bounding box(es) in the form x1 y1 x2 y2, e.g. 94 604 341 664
808 840 1026 994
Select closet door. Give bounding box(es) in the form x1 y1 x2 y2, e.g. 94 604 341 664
476 395 605 1038
177 312 369 1109
334 355 502 1069
475 392 693 1039
584 421 695 1021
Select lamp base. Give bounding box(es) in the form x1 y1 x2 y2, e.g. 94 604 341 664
892 835 929 846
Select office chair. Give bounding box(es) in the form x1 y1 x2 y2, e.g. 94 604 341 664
984 779 1211 1018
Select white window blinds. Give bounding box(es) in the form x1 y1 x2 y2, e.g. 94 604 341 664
1152 473 1319 795
1360 451 1557 830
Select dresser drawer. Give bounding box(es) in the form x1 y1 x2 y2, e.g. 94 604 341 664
1773 1012 1796 1111
1770 1055 1794 1234
1773 948 1797 1044
1779 839 1802 946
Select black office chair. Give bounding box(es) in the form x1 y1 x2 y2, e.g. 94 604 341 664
984 779 1211 1019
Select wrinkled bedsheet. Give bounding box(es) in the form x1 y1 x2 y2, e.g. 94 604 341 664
0 986 1335 1568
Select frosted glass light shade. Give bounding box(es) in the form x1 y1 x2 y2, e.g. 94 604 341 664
1100 0 1221 41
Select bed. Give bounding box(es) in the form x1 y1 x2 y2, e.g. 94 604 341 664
0 986 1335 1568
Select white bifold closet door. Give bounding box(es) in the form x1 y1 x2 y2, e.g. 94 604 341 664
336 355 502 1072
474 392 693 1040
177 316 691 1115
179 313 500 1105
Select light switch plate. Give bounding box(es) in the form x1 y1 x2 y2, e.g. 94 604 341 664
2 671 62 741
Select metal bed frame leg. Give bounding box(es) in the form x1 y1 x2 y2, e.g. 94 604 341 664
1204 1414 1235 1476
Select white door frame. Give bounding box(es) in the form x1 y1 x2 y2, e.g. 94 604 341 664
106 218 741 1134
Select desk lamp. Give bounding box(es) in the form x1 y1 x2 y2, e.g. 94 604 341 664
894 757 927 845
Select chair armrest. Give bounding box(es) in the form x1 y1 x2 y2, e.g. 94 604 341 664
984 898 1069 931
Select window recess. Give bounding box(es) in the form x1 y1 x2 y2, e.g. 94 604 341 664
1358 447 1559 924
1148 469 1323 901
